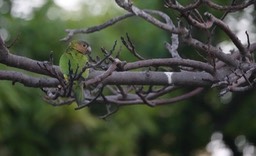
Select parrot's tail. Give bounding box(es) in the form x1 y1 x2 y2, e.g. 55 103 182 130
73 81 87 107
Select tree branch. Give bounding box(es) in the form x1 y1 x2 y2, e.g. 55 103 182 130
61 13 134 41
123 58 215 74
96 87 204 106
165 0 255 12
115 0 187 34
204 12 249 61
0 37 60 77
182 36 239 67
89 70 214 86
0 71 59 87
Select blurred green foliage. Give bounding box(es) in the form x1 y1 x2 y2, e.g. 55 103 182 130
0 0 256 156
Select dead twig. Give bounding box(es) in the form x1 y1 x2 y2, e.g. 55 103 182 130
121 33 145 60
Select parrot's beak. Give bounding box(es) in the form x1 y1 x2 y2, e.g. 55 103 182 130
87 46 92 53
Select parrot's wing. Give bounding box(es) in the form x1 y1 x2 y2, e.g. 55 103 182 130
70 51 89 79
80 55 89 79
60 51 82 79
59 52 72 78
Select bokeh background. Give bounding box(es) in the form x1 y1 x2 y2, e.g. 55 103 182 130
0 0 256 155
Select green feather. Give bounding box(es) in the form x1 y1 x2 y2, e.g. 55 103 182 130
59 49 89 80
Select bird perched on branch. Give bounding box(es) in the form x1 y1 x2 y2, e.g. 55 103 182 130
59 40 92 107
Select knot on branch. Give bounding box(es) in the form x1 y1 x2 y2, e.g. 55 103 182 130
115 0 133 11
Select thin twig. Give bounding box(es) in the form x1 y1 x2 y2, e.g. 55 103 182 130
204 0 255 12
121 33 145 60
61 13 134 41
85 58 122 86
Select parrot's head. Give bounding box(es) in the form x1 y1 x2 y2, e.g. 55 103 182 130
70 40 92 55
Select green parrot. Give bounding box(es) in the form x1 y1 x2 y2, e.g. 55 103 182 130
59 40 92 106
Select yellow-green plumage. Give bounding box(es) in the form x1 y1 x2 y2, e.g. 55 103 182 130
59 40 91 106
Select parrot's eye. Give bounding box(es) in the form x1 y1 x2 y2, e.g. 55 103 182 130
82 44 87 48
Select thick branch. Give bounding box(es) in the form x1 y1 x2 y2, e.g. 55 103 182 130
123 58 215 74
89 70 214 86
0 71 59 87
1 53 60 76
0 69 214 88
0 38 60 77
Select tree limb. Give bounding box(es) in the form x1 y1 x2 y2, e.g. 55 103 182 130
0 71 59 87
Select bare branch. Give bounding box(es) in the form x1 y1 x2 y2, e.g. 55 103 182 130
147 86 178 100
245 31 251 49
182 36 239 67
164 0 202 12
216 43 256 68
0 38 60 77
101 87 204 106
0 71 59 87
204 0 256 12
151 87 204 106
121 33 145 60
135 89 156 107
85 58 122 86
204 13 249 61
165 36 180 58
165 0 255 12
123 58 215 74
61 13 134 41
89 70 214 86
115 0 187 34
